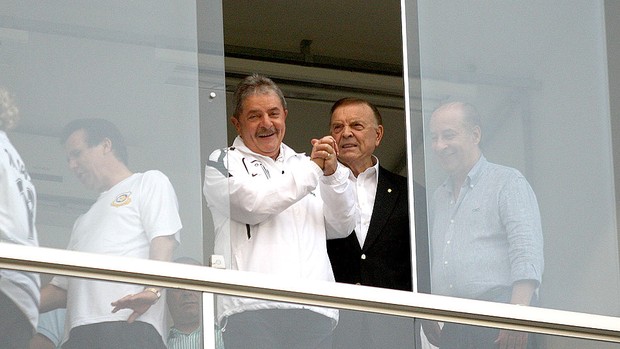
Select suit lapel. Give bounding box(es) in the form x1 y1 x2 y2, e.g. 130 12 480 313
362 167 399 250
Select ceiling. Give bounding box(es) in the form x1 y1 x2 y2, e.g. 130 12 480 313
222 1 405 73
221 1 412 175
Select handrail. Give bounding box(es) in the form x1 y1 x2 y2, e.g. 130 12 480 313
1 243 619 343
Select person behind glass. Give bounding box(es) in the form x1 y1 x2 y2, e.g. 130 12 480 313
423 101 544 349
39 118 182 349
0 87 40 349
166 256 222 349
203 74 357 349
325 97 429 349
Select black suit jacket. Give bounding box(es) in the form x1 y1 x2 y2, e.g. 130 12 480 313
327 166 430 292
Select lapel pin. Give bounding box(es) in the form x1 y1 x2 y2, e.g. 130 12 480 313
388 188 392 193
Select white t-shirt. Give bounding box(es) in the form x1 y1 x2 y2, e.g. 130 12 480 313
51 170 181 343
0 130 40 329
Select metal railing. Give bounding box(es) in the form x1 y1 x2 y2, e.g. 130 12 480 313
1 243 619 343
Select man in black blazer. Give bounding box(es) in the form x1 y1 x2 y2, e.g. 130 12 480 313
326 97 429 348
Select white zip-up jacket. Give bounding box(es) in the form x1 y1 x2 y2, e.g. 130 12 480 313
203 136 357 325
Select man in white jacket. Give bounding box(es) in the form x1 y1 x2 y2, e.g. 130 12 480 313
203 74 357 349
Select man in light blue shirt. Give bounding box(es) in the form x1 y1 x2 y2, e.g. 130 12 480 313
425 102 544 349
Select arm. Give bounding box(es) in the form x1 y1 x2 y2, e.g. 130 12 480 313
501 175 544 286
310 136 357 238
111 235 178 322
495 175 543 349
321 162 357 239
39 283 67 313
203 147 322 226
494 280 537 349
149 234 178 261
510 279 537 306
29 334 56 349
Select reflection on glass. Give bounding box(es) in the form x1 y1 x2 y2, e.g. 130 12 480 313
427 102 544 328
415 0 620 324
2 1 213 345
167 257 222 349
3 0 205 259
38 119 181 348
0 86 41 348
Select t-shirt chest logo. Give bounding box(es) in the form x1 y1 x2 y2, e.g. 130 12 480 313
242 158 271 179
111 191 132 207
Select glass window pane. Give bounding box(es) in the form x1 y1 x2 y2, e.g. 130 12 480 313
411 0 620 317
0 2 229 267
1 1 226 346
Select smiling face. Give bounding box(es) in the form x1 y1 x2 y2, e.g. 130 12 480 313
330 102 383 176
430 104 481 180
232 92 287 159
65 129 109 192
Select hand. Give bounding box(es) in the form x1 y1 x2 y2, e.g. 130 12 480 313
110 289 159 323
310 136 339 176
421 320 442 347
495 329 528 349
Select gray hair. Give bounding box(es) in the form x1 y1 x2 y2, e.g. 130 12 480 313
232 74 287 118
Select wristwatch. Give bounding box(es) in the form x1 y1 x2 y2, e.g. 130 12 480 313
144 287 161 303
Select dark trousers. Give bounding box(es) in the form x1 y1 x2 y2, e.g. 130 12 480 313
440 288 539 349
63 321 166 349
332 309 416 349
0 291 34 349
440 322 538 349
222 309 334 349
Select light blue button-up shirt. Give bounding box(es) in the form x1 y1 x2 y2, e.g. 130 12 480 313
430 156 544 301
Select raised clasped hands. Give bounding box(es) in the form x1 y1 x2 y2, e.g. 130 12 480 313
311 136 339 176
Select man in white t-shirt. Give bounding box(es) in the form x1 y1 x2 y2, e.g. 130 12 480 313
0 86 40 349
39 118 182 349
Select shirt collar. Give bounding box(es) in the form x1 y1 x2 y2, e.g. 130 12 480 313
442 154 487 192
465 154 487 187
168 326 200 338
348 155 380 181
